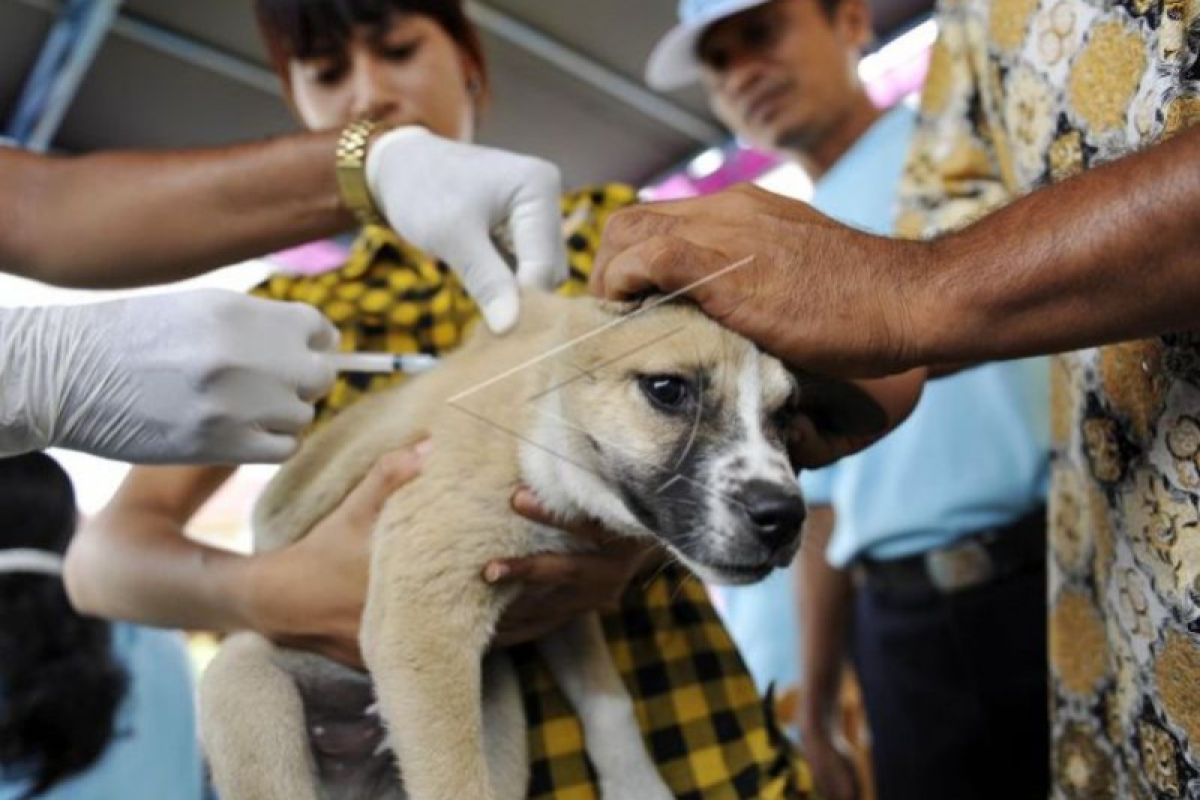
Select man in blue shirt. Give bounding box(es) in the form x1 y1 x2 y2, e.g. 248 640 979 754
646 3 1050 799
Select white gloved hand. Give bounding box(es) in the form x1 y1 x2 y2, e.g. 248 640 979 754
0 289 338 464
366 126 566 333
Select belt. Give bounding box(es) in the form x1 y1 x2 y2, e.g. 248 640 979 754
855 506 1047 597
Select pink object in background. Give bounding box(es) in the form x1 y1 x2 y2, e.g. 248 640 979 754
859 19 937 107
267 238 352 275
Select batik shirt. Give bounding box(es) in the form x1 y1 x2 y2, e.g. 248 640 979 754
897 0 1200 793
252 184 814 799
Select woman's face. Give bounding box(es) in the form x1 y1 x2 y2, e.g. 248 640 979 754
287 12 477 141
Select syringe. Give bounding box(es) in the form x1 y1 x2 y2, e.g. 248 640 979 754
328 352 441 374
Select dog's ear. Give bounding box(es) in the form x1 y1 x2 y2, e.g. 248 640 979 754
793 372 888 436
570 293 664 340
593 291 661 319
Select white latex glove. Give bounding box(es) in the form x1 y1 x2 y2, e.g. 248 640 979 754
0 289 338 464
366 126 566 333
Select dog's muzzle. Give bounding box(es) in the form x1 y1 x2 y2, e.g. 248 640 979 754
732 479 806 564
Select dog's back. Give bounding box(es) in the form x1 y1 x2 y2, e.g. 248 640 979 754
252 289 576 553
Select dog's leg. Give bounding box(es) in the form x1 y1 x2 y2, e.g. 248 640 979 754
537 614 675 800
482 650 529 800
362 568 512 800
199 632 321 800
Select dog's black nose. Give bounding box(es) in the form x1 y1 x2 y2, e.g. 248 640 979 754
737 481 806 550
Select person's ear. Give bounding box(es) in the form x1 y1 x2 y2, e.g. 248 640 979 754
793 372 888 436
458 49 486 107
280 64 310 129
833 0 875 53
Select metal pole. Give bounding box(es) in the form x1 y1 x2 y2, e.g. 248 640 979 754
5 0 122 151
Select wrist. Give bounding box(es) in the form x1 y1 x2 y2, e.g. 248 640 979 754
799 705 837 741
228 550 281 637
3 305 100 452
907 232 987 367
336 119 393 227
0 308 50 453
882 236 948 373
363 125 426 210
797 673 841 738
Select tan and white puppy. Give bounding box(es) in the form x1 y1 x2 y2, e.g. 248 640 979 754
200 291 827 800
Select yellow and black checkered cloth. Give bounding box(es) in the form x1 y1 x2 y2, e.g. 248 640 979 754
252 184 814 799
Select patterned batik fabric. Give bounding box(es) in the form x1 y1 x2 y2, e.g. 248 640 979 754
896 0 1200 793
252 183 814 799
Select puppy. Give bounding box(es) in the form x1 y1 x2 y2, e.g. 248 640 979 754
199 291 824 800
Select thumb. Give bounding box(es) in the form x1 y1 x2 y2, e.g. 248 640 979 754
341 442 430 526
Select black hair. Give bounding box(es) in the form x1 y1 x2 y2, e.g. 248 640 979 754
254 0 489 96
0 453 127 799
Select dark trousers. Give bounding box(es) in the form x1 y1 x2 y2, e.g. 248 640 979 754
851 558 1049 800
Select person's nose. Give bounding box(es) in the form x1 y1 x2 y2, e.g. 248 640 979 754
349 52 400 122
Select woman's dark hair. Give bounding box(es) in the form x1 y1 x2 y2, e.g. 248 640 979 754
254 0 490 98
0 453 127 799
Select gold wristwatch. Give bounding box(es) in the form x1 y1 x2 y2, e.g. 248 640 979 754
335 118 386 226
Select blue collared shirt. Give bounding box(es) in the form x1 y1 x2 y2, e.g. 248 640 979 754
716 104 1050 695
799 106 1049 566
804 358 1050 567
716 105 918 694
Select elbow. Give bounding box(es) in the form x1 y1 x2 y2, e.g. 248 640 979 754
63 523 104 616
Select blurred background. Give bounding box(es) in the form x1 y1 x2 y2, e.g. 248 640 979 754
0 0 934 543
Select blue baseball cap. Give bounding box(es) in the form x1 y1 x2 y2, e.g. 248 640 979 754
645 0 773 91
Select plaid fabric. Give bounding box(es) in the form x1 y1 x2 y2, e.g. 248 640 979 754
252 185 625 426
252 184 813 799
516 565 810 799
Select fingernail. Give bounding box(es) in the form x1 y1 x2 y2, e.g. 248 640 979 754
484 294 519 334
414 437 434 460
484 562 510 583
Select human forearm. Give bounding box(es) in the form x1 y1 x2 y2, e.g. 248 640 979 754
796 505 853 736
918 126 1200 366
0 131 350 287
65 448 428 669
63 466 255 631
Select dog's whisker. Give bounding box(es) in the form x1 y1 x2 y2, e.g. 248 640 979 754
654 474 685 494
640 554 676 591
530 407 644 465
668 571 696 603
650 466 743 509
446 400 602 481
667 328 706 473
525 325 689 404
450 255 754 404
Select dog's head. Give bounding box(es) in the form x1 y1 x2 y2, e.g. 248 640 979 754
523 297 825 585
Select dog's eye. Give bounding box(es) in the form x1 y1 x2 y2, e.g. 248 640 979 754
770 391 801 428
639 375 691 411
